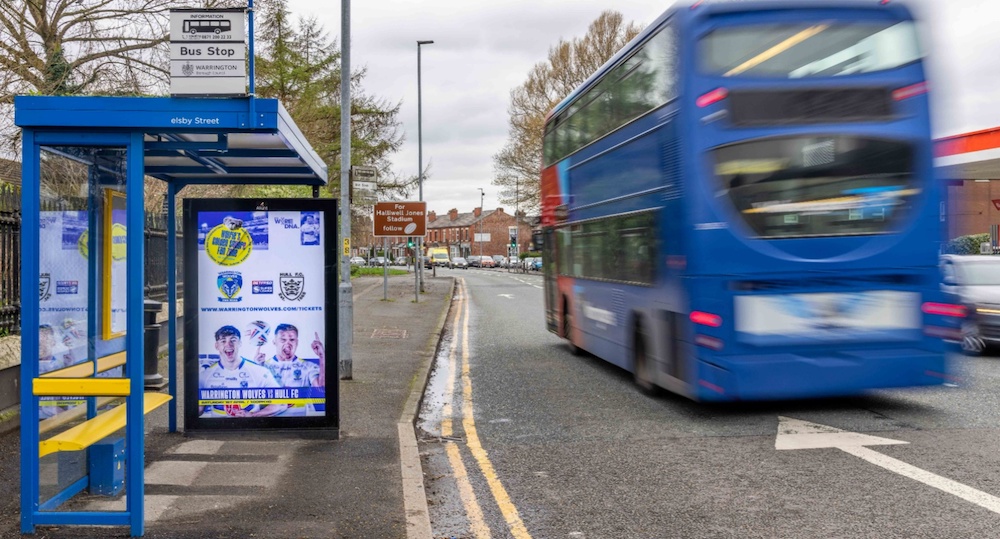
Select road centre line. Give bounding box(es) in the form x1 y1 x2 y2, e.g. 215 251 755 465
443 279 491 538
459 279 533 539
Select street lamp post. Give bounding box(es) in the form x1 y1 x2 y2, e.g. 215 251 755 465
417 39 433 299
477 187 484 261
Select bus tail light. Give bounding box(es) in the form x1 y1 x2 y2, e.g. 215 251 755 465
697 88 728 108
921 302 966 318
690 311 722 327
892 82 928 101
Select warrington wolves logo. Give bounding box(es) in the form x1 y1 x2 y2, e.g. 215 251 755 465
217 271 243 302
279 272 305 301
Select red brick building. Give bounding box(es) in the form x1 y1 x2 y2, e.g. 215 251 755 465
425 206 533 259
937 127 1000 240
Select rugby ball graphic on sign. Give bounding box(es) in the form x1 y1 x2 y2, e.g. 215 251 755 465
404 222 417 234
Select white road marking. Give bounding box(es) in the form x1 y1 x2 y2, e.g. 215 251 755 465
776 416 1000 514
498 294 514 299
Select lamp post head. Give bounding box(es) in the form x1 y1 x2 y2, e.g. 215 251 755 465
417 40 434 46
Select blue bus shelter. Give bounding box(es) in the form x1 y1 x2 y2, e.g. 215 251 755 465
15 95 327 536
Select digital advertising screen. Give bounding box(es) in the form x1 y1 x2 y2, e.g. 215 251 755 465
183 198 338 434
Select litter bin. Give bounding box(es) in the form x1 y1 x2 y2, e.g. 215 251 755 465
144 299 165 389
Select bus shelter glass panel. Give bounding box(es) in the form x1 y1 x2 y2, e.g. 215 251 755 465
36 145 128 508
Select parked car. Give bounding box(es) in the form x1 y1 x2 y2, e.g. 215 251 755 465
349 256 366 266
452 257 469 269
423 256 433 269
480 256 496 268
492 255 505 267
522 257 540 271
369 256 388 266
467 255 482 268
531 258 543 271
941 254 1000 355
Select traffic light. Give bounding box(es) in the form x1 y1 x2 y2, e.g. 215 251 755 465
407 237 414 248
510 235 516 248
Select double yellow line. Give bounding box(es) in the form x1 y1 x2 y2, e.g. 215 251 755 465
442 278 532 539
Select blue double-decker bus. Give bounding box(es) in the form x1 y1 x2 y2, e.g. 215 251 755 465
540 0 963 401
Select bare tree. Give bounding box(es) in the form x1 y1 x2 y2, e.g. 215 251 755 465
493 11 642 213
0 0 241 158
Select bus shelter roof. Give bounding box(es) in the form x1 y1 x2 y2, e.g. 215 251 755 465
14 96 327 186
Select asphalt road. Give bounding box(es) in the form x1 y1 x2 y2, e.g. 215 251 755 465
419 267 1000 539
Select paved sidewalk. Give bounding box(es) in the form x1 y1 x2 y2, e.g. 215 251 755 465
0 273 453 538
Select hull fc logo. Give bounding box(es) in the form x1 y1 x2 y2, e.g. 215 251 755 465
217 271 243 302
279 272 305 301
39 273 52 302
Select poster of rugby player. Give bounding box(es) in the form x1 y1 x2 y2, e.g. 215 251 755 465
184 199 337 433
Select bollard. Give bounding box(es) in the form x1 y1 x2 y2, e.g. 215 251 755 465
144 298 166 389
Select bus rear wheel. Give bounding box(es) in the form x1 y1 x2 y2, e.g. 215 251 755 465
633 324 658 395
563 298 581 356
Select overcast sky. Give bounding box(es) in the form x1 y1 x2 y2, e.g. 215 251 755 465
285 0 999 214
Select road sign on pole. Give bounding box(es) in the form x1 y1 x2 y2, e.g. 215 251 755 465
351 165 378 204
373 201 426 237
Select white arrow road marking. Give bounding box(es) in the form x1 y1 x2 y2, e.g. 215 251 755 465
776 416 1000 514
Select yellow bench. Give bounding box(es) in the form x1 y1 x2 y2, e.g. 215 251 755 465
32 351 172 457
38 397 118 435
37 393 171 457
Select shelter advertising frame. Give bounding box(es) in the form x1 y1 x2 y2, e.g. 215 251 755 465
183 198 338 434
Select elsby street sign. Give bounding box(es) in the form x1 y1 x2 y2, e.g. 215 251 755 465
373 202 426 237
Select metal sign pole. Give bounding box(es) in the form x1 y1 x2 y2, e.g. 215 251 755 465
339 0 353 380
383 236 388 300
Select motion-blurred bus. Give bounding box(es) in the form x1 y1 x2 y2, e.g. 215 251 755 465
540 0 962 401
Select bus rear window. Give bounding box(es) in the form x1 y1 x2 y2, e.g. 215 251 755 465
700 21 920 78
712 136 918 239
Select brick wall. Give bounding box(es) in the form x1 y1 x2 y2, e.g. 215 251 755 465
947 180 1000 238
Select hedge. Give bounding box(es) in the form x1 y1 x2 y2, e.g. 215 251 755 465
944 233 991 255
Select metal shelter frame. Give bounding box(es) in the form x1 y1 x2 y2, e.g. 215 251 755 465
16 95 327 536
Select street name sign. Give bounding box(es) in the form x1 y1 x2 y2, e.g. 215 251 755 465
170 9 247 96
374 202 426 237
351 165 378 204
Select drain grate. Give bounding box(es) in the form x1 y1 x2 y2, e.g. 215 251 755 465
371 328 407 339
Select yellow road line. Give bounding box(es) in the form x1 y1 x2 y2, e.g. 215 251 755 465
460 281 533 539
445 279 491 539
446 443 492 539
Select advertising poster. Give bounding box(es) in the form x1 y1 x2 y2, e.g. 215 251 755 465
38 210 90 418
183 199 338 433
105 190 128 338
